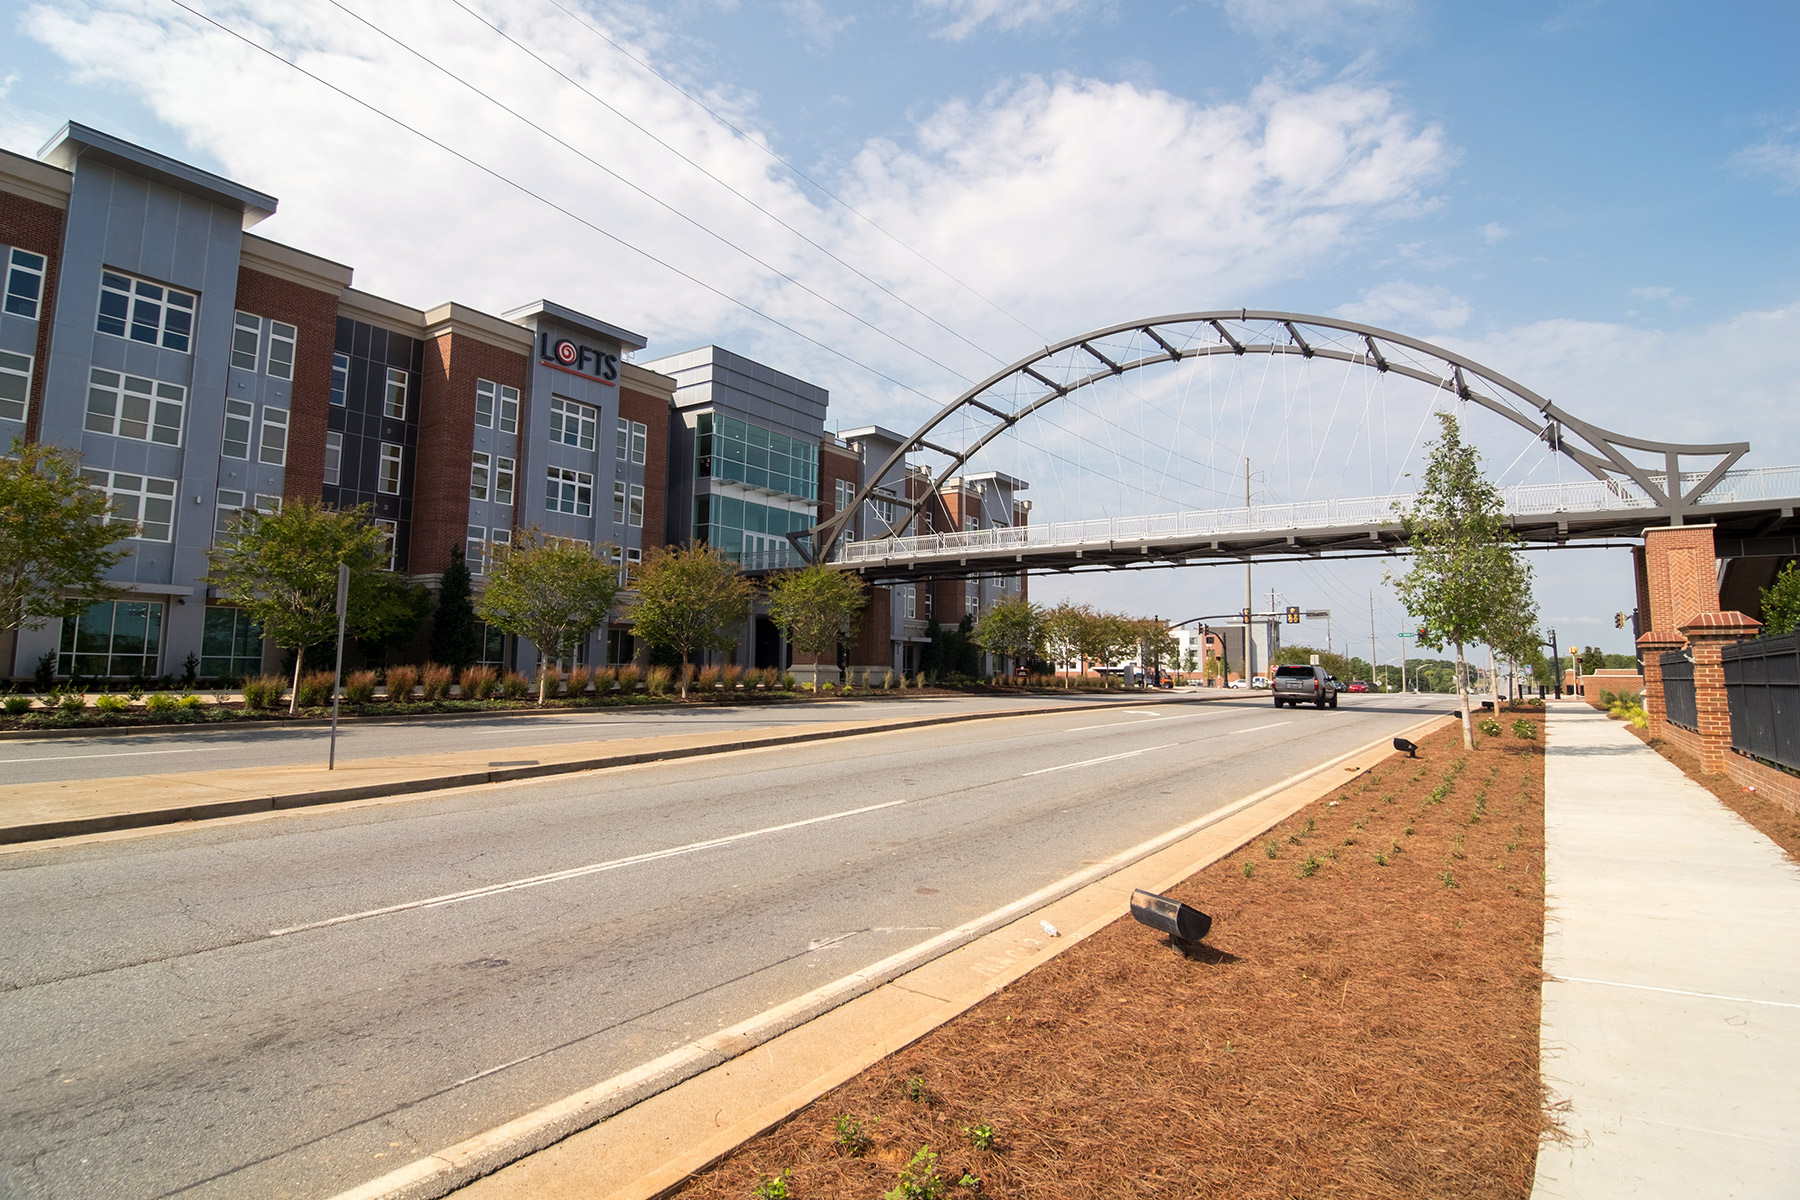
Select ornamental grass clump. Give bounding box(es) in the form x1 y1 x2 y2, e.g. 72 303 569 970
499 672 532 699
241 675 286 710
564 665 594 698
296 671 335 707
616 664 641 692
384 665 420 702
697 664 722 690
419 664 455 702
342 670 379 705
721 663 744 690
3 695 32 715
459 664 497 700
646 666 672 696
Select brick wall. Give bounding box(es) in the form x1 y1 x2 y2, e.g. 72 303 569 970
851 583 891 665
0 190 66 443
415 333 528 577
1658 722 1800 817
234 267 341 502
620 383 669 553
1641 524 1720 643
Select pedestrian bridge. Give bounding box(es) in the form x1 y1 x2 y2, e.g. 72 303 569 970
829 465 1800 582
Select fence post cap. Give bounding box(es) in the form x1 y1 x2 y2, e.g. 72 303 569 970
1679 611 1763 638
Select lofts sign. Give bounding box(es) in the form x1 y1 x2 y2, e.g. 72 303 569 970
540 332 620 386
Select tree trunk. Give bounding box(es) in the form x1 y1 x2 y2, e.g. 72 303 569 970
538 666 549 706
1488 645 1500 714
679 652 688 700
1455 639 1473 749
290 648 304 715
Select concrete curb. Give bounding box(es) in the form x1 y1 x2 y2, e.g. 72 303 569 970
0 696 1217 845
325 711 1455 1200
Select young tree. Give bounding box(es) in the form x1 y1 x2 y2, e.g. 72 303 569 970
1076 610 1133 685
1040 601 1089 687
972 596 1043 675
627 545 751 699
766 564 866 688
1760 562 1800 635
476 528 622 703
205 498 388 713
1134 618 1178 681
1389 411 1533 748
0 439 130 635
430 543 481 669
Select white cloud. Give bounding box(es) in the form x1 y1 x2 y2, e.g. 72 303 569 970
1732 137 1800 193
1212 0 1411 40
918 0 1110 41
780 0 854 47
1334 280 1470 331
1479 221 1507 244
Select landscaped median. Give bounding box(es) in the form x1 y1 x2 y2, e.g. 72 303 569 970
445 706 1547 1200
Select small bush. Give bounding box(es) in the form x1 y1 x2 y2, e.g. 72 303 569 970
57 692 88 714
1512 718 1536 739
241 675 286 710
696 664 722 690
564 665 593 698
177 693 203 710
720 663 743 690
342 670 379 705
752 1170 791 1200
296 671 336 707
3 695 32 716
646 666 672 696
460 664 497 700
1478 717 1502 737
420 664 455 702
146 693 178 713
384 665 420 702
780 672 796 691
95 694 130 713
614 664 641 692
499 671 532 699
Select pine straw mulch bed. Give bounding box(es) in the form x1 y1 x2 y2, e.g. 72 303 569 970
1628 726 1800 863
672 712 1549 1200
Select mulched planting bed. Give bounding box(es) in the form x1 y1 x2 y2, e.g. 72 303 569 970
673 711 1548 1200
1631 727 1800 863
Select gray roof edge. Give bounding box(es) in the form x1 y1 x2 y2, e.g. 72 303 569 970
501 299 648 351
38 122 278 224
641 344 828 401
839 425 909 444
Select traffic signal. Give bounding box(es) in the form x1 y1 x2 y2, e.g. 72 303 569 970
1241 607 1251 623
1285 606 1300 624
1614 611 1626 629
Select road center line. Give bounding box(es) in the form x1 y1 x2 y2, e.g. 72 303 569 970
269 796 915 937
1231 721 1293 734
0 746 217 764
1066 711 1163 732
1020 742 1181 777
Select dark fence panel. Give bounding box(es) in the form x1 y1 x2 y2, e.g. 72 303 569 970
1661 651 1697 732
1723 632 1800 772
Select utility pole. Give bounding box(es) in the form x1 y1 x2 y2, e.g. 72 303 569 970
1244 457 1253 683
1369 590 1378 692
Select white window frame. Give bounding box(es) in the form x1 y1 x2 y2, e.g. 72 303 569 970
5 248 46 320
494 455 515 507
475 379 520 433
85 469 178 542
258 406 288 466
384 368 407 419
221 397 253 459
612 545 642 586
612 480 627 524
467 525 487 575
546 466 592 517
323 430 342 485
904 584 917 620
551 396 596 450
97 269 196 352
330 353 348 406
378 443 403 495
470 451 491 502
85 368 185 446
374 518 398 571
231 311 261 371
215 488 246 542
266 320 296 380
616 417 646 464
0 348 31 423
628 482 644 528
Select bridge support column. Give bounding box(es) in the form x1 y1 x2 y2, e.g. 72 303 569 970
1636 630 1683 737
1679 612 1762 774
1635 524 1721 734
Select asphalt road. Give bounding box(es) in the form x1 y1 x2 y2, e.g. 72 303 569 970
0 692 1452 1200
0 691 1173 786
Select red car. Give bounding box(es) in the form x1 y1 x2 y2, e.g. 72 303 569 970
1346 680 1370 693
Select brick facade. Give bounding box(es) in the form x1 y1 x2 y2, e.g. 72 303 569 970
234 266 341 502
0 190 66 443
1679 611 1762 774
620 383 669 553
415 333 528 577
1639 524 1720 645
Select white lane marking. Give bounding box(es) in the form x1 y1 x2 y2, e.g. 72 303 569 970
1552 975 1800 1010
0 747 217 764
1020 742 1181 777
1066 710 1163 732
1230 721 1293 735
270 796 913 937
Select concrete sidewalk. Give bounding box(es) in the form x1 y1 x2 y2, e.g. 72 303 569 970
1535 704 1800 1199
0 698 1176 844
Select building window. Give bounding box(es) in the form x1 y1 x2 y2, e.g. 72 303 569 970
478 620 507 666
5 248 46 320
467 525 487 575
383 368 407 419
491 527 510 559
694 412 819 500
616 417 646 464
256 493 282 515
628 482 644 528
201 606 263 680
258 406 288 466
86 368 185 446
471 452 491 502
59 599 164 678
494 455 515 506
550 396 596 450
904 584 916 620
475 379 519 433
835 478 854 515
323 431 342 485
84 469 177 541
267 321 296 380
611 545 642 586
221 397 253 459
231 311 261 370
374 518 398 570
378 443 403 494
330 353 349 406
546 466 592 516
0 349 31 422
97 270 196 352
612 480 626 524
215 488 246 544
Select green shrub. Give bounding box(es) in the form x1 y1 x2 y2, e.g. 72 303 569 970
499 672 532 699
1512 718 1536 739
145 692 178 713
2 696 32 716
342 670 379 705
95 694 130 713
419 663 455 702
459 664 497 700
1478 717 1502 737
780 672 796 691
646 666 672 696
177 693 203 710
241 675 286 710
56 692 87 714
384 665 420 702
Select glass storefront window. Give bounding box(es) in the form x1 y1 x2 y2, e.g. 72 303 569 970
201 606 263 679
58 600 164 678
693 412 817 501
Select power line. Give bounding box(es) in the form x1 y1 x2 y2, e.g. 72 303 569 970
320 0 972 387
538 0 1048 345
160 0 945 405
443 0 1012 371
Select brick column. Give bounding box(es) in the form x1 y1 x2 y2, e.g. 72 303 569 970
1640 524 1720 635
1636 630 1684 737
1678 611 1762 773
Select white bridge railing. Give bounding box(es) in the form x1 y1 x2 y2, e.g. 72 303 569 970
833 466 1799 566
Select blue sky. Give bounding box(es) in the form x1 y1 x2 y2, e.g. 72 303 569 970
2 0 1796 660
